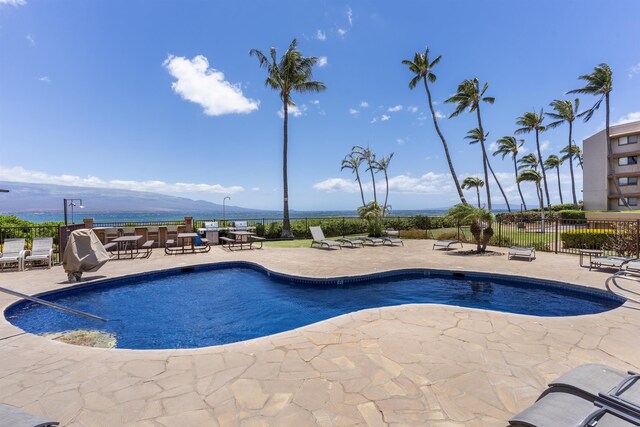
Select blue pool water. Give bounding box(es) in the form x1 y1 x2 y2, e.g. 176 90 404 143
5 264 624 349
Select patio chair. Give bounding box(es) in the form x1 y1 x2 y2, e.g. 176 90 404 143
382 229 403 246
356 236 385 246
309 226 341 249
0 404 59 427
0 238 26 271
24 237 54 269
432 240 463 250
508 246 536 261
590 255 636 271
335 237 364 247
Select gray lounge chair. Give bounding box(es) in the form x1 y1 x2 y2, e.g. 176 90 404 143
309 226 341 249
0 404 59 427
356 236 385 246
336 237 364 247
24 237 54 269
0 238 26 271
590 256 636 271
383 236 404 246
432 240 463 250
508 246 536 261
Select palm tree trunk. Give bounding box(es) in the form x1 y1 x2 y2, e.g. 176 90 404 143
368 158 377 205
476 187 480 208
538 183 545 233
383 171 389 217
355 168 366 207
606 93 629 209
475 106 492 211
423 77 468 205
568 122 577 205
281 101 293 238
535 129 552 207
556 165 563 204
486 154 511 212
514 157 527 210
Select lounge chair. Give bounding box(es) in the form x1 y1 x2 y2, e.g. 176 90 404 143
356 236 385 246
0 404 59 427
336 237 364 247
383 236 404 246
309 226 341 249
432 240 463 250
0 238 26 271
24 237 54 269
590 256 636 271
508 246 536 261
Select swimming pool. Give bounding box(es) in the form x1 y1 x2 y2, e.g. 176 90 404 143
5 262 624 349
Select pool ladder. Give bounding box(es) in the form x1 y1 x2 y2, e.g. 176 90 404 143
0 286 107 322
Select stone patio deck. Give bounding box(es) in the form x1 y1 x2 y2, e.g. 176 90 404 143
1 240 639 426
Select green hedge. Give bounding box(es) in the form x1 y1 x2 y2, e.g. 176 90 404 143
560 229 614 249
558 210 586 220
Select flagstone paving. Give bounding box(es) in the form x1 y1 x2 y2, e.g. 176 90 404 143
1 240 639 426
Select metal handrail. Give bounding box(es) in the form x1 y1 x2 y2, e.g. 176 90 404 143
0 286 107 322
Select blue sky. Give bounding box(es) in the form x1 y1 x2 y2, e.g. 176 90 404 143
1 0 639 211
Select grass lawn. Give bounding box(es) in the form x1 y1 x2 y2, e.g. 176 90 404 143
264 239 314 248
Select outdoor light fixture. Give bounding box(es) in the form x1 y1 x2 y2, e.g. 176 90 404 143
63 198 84 225
223 196 231 222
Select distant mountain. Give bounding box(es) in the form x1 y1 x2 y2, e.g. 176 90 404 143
0 181 262 213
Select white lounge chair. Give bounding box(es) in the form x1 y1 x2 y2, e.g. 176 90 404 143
24 237 54 269
309 226 341 249
0 404 59 427
508 246 536 261
590 255 635 271
356 236 385 246
433 240 463 250
0 238 26 271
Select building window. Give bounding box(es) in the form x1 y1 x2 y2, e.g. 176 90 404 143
618 156 638 166
618 177 639 186
619 135 639 146
618 197 639 207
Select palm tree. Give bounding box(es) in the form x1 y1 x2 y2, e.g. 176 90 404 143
494 136 527 210
352 146 377 206
341 153 366 207
543 154 564 205
462 177 485 208
250 39 326 238
402 48 468 205
373 153 394 216
546 99 580 205
517 169 546 232
445 78 495 210
561 143 583 170
515 109 550 208
465 128 511 211
518 153 539 171
567 63 628 209
445 203 494 252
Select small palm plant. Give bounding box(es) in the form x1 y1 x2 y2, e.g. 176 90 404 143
516 109 550 208
445 78 495 210
373 153 394 217
402 48 468 205
494 136 527 210
341 153 366 207
250 39 326 238
357 201 388 237
543 154 564 205
461 177 485 208
445 203 494 253
561 143 583 170
517 169 546 232
546 99 580 205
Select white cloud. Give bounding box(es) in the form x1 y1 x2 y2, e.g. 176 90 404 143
38 76 51 83
314 172 453 195
0 166 244 194
380 114 391 121
370 117 378 124
417 114 428 121
315 30 327 41
0 0 26 5
278 104 307 118
313 178 360 193
26 34 35 46
396 138 406 145
337 28 347 37
629 63 640 79
317 56 328 67
488 141 499 152
251 187 260 192
540 140 551 152
407 106 418 113
388 105 403 112
434 110 446 119
163 54 259 116
615 112 640 125
310 100 320 105
347 7 353 26
359 101 369 108
349 108 359 116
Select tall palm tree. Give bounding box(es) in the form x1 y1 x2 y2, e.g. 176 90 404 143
543 154 564 205
561 143 583 170
352 146 377 207
341 153 366 207
465 128 511 211
402 48 468 205
494 136 527 210
518 153 539 171
250 39 326 238
515 109 551 208
445 78 495 210
568 63 628 209
373 153 394 217
462 177 485 208
546 99 580 205
517 169 546 232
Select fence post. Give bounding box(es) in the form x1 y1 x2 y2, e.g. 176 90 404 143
498 218 501 247
342 217 345 237
637 220 640 259
457 220 460 240
554 219 559 253
305 218 308 235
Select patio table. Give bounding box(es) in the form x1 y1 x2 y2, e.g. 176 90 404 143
111 235 142 259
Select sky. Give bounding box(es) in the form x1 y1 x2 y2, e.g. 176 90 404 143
1 0 639 212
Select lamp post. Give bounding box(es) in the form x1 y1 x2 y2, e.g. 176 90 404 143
222 196 231 224
63 198 84 225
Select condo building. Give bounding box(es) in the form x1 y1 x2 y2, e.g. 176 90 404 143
583 120 640 210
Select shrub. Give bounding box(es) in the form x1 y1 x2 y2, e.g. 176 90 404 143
558 210 586 221
560 229 614 249
488 235 513 247
399 228 428 239
436 231 459 241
